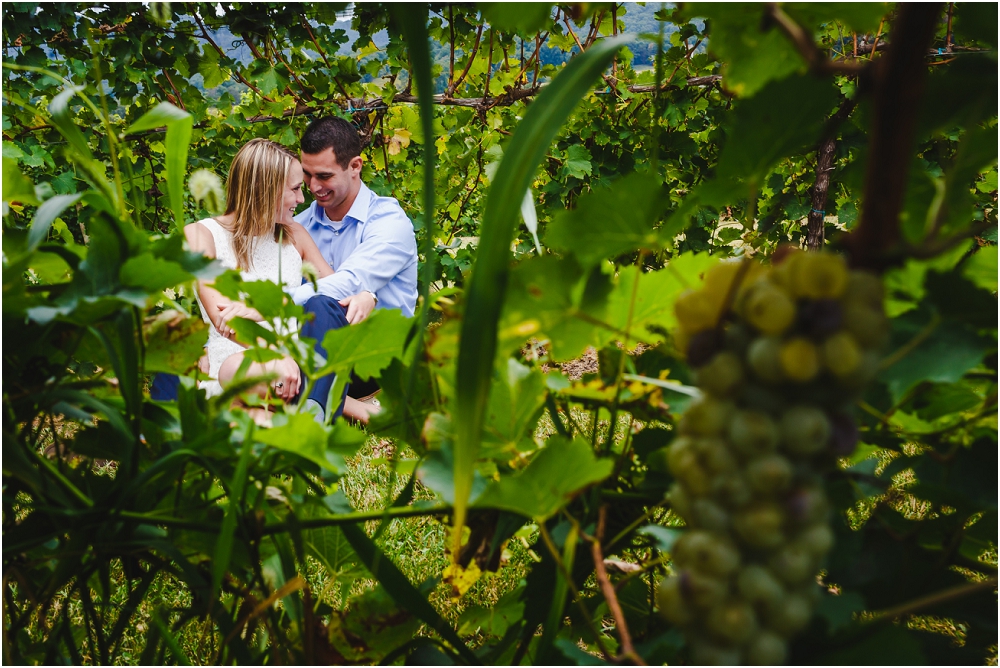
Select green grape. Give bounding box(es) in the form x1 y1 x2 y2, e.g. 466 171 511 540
679 569 729 609
765 592 813 636
789 252 848 300
680 397 735 437
657 576 693 625
747 336 785 383
729 410 780 458
841 299 889 348
822 331 862 379
706 599 758 645
715 471 754 509
745 454 794 495
724 322 754 355
733 503 785 549
674 450 713 496
785 486 830 526
743 282 796 335
690 638 743 666
666 436 697 476
737 564 786 608
674 530 742 577
845 269 884 309
668 483 693 523
780 406 831 456
692 498 732 533
768 543 816 585
779 337 820 383
696 437 739 475
746 631 788 665
836 348 881 389
696 350 745 397
796 523 835 555
666 252 883 661
675 289 720 334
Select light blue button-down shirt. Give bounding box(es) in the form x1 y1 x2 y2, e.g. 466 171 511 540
294 182 418 317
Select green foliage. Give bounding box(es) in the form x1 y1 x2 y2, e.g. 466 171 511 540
3 2 997 666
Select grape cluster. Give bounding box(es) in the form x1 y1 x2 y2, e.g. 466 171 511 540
656 250 887 665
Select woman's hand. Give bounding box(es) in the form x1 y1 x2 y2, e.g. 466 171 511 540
339 291 377 324
215 302 263 339
267 356 300 402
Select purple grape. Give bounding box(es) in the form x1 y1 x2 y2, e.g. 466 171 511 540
828 411 859 456
687 328 724 367
797 299 843 339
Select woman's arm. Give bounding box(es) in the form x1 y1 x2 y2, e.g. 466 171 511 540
184 222 261 339
290 222 334 277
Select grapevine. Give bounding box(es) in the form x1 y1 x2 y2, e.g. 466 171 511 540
658 249 888 665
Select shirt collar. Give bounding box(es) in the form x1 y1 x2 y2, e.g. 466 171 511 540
315 181 372 227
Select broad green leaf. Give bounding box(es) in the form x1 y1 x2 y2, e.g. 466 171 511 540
499 254 613 361
474 437 613 519
545 172 665 267
821 624 926 665
457 586 525 637
716 74 840 181
197 45 226 89
212 274 289 319
454 35 625 544
143 310 209 374
126 102 192 232
815 591 866 633
637 525 682 552
562 144 593 180
880 311 990 403
484 359 547 450
606 252 718 339
318 308 414 378
953 2 999 49
912 383 983 422
682 4 804 97
2 157 39 206
120 254 191 293
785 3 889 34
27 193 81 251
256 412 340 473
480 3 554 33
963 245 998 292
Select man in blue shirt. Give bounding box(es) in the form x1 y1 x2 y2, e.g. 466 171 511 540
291 117 418 321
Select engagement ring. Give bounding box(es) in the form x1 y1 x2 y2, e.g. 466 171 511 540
275 381 284 389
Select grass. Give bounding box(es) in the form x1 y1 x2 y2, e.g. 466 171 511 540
9 401 996 664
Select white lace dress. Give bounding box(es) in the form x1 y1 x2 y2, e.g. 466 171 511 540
194 218 302 385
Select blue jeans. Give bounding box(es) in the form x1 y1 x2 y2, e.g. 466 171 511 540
150 295 350 419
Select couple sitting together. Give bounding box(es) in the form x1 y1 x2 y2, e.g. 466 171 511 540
153 116 417 424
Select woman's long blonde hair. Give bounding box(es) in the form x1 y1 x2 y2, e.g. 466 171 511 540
222 138 297 271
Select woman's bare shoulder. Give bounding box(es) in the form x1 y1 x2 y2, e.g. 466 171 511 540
184 219 217 258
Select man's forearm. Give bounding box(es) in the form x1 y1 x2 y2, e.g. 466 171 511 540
315 271 365 301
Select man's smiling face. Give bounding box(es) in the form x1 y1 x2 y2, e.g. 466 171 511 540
300 147 362 219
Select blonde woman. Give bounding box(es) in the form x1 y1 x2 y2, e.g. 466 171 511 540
184 138 359 421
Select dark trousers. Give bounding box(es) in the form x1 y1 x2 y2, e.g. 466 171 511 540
150 295 351 419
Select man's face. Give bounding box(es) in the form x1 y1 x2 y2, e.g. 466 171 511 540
300 147 361 214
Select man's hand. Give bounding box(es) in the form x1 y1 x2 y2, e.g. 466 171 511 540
215 302 262 339
340 291 377 324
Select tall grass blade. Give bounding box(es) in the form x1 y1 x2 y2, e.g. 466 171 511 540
339 522 479 664
451 35 626 558
124 101 192 232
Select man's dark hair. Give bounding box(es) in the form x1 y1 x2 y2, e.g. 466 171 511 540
300 116 362 168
